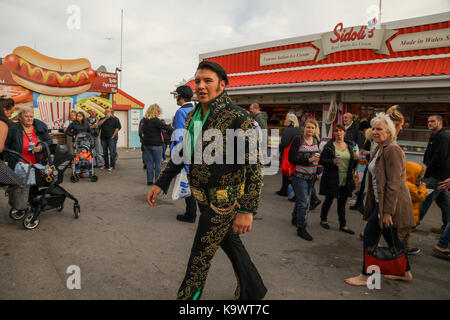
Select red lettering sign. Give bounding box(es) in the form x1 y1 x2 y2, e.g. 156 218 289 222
329 22 374 43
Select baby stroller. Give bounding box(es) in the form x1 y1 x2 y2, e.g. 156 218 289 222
71 132 98 183
3 142 80 230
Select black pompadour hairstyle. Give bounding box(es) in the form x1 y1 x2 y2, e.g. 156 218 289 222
197 60 229 86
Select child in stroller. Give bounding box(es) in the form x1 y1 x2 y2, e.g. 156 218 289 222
75 144 93 175
71 132 98 182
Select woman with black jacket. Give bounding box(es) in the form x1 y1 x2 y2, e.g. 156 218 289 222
4 106 52 170
318 124 358 234
65 112 90 141
276 113 302 196
141 104 172 185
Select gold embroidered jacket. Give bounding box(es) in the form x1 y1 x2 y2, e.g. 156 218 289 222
155 92 263 215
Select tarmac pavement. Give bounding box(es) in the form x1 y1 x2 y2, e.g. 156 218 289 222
0 149 449 300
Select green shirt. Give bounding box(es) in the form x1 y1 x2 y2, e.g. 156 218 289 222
335 146 350 187
187 107 210 158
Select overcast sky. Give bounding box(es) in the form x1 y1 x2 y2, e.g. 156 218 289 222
1 0 449 118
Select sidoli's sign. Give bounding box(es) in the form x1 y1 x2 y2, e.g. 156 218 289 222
313 22 397 61
330 22 375 43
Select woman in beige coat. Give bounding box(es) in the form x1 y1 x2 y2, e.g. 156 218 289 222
345 113 414 286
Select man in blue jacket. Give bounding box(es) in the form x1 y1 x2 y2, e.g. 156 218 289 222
172 85 197 223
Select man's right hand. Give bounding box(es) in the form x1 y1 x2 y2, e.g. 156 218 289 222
438 178 450 190
147 185 162 206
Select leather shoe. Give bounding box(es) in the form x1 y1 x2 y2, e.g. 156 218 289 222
320 221 330 230
340 227 355 235
176 214 196 223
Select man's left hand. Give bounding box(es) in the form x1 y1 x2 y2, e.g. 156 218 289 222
233 213 253 234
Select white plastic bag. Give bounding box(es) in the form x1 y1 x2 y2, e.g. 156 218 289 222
171 166 191 200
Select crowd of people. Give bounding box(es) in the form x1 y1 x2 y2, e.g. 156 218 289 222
1 59 448 300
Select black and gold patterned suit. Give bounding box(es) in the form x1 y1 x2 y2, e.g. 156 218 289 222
155 91 267 300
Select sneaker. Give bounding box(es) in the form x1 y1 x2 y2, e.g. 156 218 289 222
408 248 421 255
297 226 313 241
108 167 114 172
275 191 288 197
309 199 321 210
176 214 196 223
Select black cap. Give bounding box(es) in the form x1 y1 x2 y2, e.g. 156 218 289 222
175 85 193 100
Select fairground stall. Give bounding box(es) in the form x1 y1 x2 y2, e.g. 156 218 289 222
0 46 118 145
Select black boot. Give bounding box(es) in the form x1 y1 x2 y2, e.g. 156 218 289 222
297 225 313 241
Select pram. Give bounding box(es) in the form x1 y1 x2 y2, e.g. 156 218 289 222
71 132 98 183
3 141 80 230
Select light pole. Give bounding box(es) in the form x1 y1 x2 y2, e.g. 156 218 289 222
119 9 124 89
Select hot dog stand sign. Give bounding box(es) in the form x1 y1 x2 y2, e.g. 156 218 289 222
3 46 96 96
0 46 118 130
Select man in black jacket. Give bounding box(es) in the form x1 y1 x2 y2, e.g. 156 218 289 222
98 107 121 172
343 112 364 149
420 115 450 232
146 61 266 300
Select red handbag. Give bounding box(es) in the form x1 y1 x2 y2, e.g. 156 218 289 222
364 228 407 276
280 138 297 176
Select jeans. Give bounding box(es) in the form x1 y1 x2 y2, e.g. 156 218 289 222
177 204 267 300
101 138 116 169
93 136 103 167
419 177 449 227
291 175 315 226
281 175 319 204
113 136 118 161
437 221 450 249
320 186 349 228
362 203 410 275
142 145 163 183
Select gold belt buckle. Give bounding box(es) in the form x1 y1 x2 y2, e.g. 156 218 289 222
216 189 228 200
191 188 205 202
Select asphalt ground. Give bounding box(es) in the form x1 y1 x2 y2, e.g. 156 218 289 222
0 149 449 300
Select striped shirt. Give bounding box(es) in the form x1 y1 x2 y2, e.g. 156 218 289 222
295 137 321 179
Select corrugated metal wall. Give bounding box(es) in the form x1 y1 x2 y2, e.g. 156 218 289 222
204 21 449 74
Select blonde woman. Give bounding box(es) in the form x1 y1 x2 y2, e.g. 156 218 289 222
141 104 172 185
288 119 322 241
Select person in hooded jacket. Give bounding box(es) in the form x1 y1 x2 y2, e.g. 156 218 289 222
401 161 427 255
